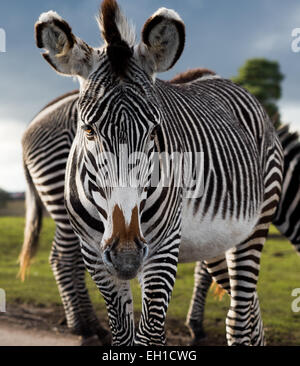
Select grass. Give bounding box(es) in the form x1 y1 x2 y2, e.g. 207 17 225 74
0 216 299 345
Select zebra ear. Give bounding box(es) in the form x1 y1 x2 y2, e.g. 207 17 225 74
136 8 185 75
35 11 95 78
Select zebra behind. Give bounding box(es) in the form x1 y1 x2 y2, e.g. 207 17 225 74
20 90 110 345
29 0 283 345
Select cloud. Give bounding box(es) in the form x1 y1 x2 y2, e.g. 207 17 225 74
252 33 288 54
249 1 300 55
279 101 300 132
0 119 26 192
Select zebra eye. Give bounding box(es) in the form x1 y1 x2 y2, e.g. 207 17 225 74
81 124 95 139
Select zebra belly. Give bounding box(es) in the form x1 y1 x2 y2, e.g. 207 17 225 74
179 210 259 262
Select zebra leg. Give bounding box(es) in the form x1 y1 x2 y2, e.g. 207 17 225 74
90 270 135 346
49 228 109 345
187 255 267 346
72 253 111 345
225 234 267 346
187 257 230 345
80 243 135 345
224 146 282 347
135 242 180 346
250 291 265 346
186 261 212 343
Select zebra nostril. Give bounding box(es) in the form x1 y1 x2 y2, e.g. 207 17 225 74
134 238 148 260
103 248 113 266
142 244 149 260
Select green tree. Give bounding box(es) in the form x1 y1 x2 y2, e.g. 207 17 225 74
232 58 284 127
0 188 10 208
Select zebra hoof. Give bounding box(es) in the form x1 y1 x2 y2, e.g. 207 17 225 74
187 322 206 345
96 327 112 346
80 335 102 346
189 333 206 346
57 315 67 326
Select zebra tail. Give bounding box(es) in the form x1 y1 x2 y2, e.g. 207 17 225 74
18 161 43 281
210 281 227 301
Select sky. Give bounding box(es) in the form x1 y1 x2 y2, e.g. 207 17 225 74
0 0 299 192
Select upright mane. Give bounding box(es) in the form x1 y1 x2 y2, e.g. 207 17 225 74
98 0 135 77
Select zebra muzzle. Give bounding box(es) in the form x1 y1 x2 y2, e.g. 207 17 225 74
102 238 148 280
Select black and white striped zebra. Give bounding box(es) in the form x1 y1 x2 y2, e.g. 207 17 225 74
21 74 294 347
20 73 292 347
18 69 213 344
273 125 300 250
186 123 300 345
25 0 283 345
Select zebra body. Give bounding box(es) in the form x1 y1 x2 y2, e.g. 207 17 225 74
21 79 282 346
164 78 264 261
186 124 300 345
26 0 282 345
21 80 296 347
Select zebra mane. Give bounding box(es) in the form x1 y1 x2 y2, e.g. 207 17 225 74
97 0 135 77
170 68 216 84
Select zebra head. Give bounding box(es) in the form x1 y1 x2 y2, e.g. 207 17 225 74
35 0 185 280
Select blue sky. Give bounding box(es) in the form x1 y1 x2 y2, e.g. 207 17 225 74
0 0 300 191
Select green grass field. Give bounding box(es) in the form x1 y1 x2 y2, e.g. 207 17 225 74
0 216 299 345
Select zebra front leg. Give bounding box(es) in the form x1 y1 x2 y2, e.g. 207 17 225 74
135 242 180 346
89 267 135 346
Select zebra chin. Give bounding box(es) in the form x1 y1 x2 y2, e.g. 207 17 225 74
102 239 149 280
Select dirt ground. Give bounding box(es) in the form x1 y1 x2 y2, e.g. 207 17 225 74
0 303 226 346
0 322 79 346
0 304 80 346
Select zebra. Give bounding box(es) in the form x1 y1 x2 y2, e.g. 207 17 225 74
27 0 283 345
19 69 214 344
273 125 300 251
186 123 300 345
20 74 293 348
